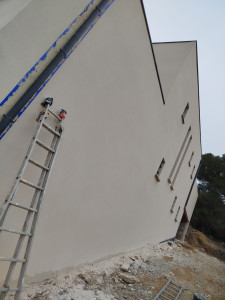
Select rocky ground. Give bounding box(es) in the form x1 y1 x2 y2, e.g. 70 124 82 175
6 227 225 300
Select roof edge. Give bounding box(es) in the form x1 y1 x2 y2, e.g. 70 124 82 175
153 40 197 45
140 0 165 105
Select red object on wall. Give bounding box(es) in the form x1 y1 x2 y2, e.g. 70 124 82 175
59 109 67 120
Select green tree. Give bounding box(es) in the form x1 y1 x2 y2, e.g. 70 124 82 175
191 153 225 242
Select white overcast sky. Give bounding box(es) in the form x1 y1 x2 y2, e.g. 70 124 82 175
143 0 225 156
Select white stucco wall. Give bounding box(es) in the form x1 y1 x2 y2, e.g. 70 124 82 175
153 41 202 223
0 0 31 29
0 0 100 120
0 0 201 281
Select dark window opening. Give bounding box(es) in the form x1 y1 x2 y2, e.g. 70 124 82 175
191 165 196 179
170 196 177 213
181 103 189 124
188 151 194 167
175 206 181 222
155 158 165 182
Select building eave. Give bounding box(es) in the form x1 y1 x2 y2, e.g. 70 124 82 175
140 0 165 105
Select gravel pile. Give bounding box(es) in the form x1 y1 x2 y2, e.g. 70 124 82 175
6 235 225 300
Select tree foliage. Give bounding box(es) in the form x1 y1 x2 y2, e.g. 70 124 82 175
191 153 225 242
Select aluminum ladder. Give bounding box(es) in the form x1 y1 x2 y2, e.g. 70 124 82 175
153 279 183 300
0 99 64 300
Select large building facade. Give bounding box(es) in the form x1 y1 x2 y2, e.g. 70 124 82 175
0 0 201 283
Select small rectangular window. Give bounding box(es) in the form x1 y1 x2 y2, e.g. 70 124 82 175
181 103 189 124
155 158 165 182
170 196 177 213
190 165 196 179
175 206 180 222
188 151 194 167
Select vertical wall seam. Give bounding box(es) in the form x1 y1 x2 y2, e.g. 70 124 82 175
170 135 192 190
168 126 191 183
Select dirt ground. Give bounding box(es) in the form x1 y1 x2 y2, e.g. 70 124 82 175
185 226 225 262
6 227 225 300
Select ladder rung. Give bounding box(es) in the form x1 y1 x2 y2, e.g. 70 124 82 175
168 284 180 290
0 287 20 292
42 122 60 136
167 287 177 294
0 227 31 236
154 280 182 300
29 159 49 171
170 282 181 288
164 290 176 298
10 202 37 213
20 178 44 190
36 139 55 153
0 257 25 263
160 295 171 300
48 109 62 121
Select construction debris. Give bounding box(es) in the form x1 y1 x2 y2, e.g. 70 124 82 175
193 293 211 300
6 228 225 300
117 273 140 284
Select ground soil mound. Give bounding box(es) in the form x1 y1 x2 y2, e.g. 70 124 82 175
185 226 225 261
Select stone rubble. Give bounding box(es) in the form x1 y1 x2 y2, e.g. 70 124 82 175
5 239 225 300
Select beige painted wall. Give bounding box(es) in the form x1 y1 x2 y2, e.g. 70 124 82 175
153 41 201 224
0 0 31 29
0 0 100 120
0 0 201 280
